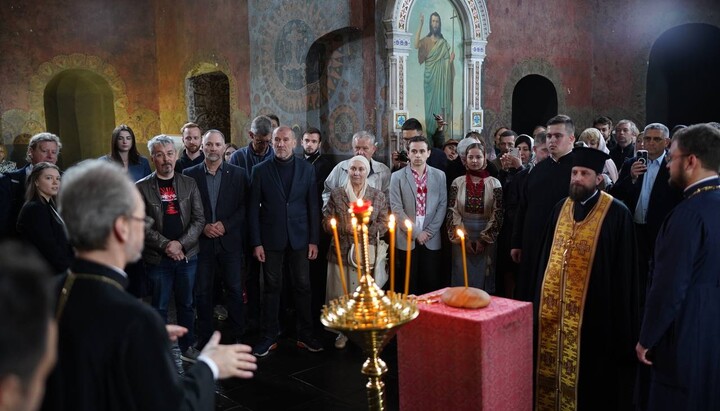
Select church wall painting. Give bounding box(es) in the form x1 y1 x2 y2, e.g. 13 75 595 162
406 0 464 140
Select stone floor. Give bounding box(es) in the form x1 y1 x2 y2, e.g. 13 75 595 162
207 329 400 411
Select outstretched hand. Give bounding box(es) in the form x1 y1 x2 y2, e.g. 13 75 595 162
201 331 257 380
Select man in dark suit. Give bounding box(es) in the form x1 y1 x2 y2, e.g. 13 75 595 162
611 123 682 302
41 160 256 411
248 126 323 357
392 118 448 172
2 132 61 238
183 129 248 348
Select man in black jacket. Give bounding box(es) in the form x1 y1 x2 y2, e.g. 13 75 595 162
184 130 248 348
41 160 256 411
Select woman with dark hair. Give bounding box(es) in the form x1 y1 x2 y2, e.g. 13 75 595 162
16 162 74 274
224 143 239 163
446 142 503 291
101 124 151 182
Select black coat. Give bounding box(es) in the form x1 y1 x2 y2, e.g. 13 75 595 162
16 196 73 274
183 162 247 254
41 259 215 411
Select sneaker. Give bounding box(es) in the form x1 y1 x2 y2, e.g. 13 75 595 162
297 335 324 352
252 338 278 357
181 346 201 363
334 333 348 349
213 305 228 321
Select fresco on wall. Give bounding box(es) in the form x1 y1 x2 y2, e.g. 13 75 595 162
408 0 464 140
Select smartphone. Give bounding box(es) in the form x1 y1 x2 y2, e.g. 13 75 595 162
510 148 521 159
637 150 648 165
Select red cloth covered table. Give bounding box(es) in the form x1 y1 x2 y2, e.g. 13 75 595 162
397 289 533 411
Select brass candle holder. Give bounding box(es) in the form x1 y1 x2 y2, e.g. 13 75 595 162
321 200 418 411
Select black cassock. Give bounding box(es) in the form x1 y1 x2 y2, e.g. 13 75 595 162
512 152 574 302
639 178 720 411
41 259 215 411
535 193 641 411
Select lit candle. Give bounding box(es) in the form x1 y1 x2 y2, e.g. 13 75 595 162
351 217 363 282
330 218 348 296
388 215 396 293
404 219 413 296
457 229 469 288
351 198 371 214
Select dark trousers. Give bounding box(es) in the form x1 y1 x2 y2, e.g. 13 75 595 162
261 247 313 340
195 244 245 347
245 254 262 329
392 244 442 295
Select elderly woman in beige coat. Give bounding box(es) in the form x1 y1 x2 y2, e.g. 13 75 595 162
446 141 503 291
323 155 388 348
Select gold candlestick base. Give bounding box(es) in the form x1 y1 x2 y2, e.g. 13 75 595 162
321 274 418 410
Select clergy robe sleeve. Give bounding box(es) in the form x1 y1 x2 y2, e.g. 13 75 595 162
639 207 701 348
510 168 529 249
122 309 214 410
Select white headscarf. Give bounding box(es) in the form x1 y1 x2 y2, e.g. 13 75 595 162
345 155 370 202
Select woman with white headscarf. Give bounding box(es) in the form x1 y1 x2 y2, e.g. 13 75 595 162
323 155 388 348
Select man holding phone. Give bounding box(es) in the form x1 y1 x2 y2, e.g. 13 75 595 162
491 129 516 172
610 123 683 308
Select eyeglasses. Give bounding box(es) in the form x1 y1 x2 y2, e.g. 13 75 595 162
126 215 153 230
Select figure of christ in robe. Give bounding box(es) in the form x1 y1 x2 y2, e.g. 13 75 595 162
534 190 640 411
414 12 454 139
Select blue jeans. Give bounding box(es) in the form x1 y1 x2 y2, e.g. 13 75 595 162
195 246 245 347
261 247 313 340
146 256 197 352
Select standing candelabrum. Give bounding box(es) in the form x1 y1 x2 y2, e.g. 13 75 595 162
322 199 419 411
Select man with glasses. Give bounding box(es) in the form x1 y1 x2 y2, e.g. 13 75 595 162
137 135 205 363
636 123 720 410
611 123 682 307
41 160 256 410
228 115 275 178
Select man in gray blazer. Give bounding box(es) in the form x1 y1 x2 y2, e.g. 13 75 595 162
390 136 447 295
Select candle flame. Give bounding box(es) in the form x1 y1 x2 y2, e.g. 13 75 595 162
456 229 465 239
389 214 395 223
404 219 413 230
330 218 337 228
357 198 363 207
352 217 358 226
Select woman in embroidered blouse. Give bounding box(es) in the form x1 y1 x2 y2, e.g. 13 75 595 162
101 124 152 182
446 142 503 291
16 162 74 274
323 155 388 349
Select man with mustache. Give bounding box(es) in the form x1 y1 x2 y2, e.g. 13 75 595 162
535 147 639 411
175 122 205 173
137 135 205 363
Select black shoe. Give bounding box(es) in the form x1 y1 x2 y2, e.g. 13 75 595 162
252 338 278 357
297 336 324 352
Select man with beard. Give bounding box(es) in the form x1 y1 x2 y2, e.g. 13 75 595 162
300 127 333 321
636 124 720 411
535 147 639 411
413 12 454 138
175 122 205 173
41 160 256 411
137 135 205 363
183 130 248 349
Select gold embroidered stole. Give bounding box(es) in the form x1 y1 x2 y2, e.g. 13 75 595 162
535 191 613 411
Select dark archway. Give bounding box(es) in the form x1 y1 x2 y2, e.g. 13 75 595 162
647 24 720 128
187 71 231 141
511 75 557 136
44 70 115 168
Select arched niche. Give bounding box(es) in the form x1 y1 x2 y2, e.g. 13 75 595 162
44 70 116 168
383 0 490 145
186 70 231 141
511 75 558 136
646 23 720 128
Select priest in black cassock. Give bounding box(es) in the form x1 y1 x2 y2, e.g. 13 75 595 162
511 114 576 302
535 147 640 411
636 124 720 411
41 160 257 411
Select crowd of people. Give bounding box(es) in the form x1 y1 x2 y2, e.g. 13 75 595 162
1 112 719 410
